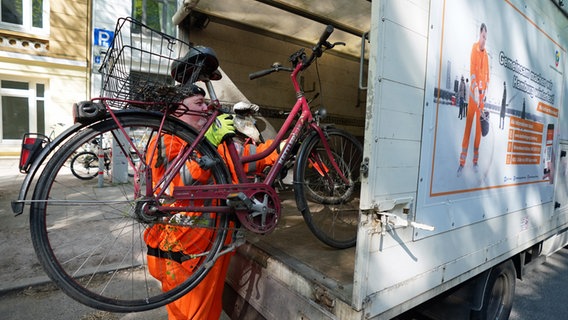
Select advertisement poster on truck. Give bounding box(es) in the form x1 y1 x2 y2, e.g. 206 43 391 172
416 0 565 238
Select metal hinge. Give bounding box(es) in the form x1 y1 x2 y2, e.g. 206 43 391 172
360 157 369 178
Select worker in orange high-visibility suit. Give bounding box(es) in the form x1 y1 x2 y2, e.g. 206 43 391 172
144 85 278 320
458 23 490 176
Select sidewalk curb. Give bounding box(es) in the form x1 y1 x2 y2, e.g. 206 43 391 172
0 274 53 297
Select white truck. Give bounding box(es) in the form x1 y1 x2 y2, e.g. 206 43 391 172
201 0 568 319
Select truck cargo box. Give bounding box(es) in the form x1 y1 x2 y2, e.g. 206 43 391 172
219 0 568 319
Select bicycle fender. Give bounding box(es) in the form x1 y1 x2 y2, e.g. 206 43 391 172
11 122 86 215
293 127 325 212
11 109 171 215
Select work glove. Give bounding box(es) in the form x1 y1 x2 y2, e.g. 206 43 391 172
205 114 235 146
233 102 260 114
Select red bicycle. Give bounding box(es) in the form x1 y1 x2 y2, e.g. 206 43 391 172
24 17 363 312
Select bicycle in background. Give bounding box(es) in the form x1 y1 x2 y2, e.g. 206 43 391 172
69 135 141 180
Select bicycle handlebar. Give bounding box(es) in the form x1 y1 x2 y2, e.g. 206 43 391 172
249 63 294 80
311 25 334 59
249 68 275 80
249 25 338 80
318 25 334 46
301 24 336 70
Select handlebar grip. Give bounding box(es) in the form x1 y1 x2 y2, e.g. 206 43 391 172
249 68 274 80
317 25 334 46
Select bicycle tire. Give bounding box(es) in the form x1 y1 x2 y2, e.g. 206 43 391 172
30 113 230 312
294 128 363 249
70 151 99 180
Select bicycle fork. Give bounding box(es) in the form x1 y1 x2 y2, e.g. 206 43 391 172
308 123 351 186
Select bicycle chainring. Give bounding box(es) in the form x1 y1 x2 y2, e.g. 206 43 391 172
235 190 280 234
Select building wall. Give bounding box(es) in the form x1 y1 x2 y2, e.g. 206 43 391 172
48 0 90 60
0 0 90 155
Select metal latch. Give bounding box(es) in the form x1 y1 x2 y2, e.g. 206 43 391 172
376 197 434 232
381 212 435 231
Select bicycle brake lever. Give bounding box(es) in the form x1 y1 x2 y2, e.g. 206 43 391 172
329 41 346 49
318 41 345 55
307 92 320 104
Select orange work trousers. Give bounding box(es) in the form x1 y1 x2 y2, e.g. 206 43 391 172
460 94 484 166
147 250 233 320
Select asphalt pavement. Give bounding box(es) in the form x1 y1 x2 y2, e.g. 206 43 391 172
1 157 568 319
509 247 568 320
0 158 169 320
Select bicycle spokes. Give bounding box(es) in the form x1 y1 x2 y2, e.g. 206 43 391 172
29 113 231 312
309 156 330 176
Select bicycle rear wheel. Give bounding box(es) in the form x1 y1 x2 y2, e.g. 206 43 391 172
294 128 363 249
70 151 99 180
29 113 230 312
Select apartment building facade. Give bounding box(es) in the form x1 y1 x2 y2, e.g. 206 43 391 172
0 0 180 155
0 0 91 155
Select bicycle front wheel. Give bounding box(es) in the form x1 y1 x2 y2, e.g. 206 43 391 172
70 151 99 180
30 113 230 312
294 128 363 249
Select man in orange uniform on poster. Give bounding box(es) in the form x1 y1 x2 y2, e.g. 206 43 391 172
458 23 489 176
144 85 278 319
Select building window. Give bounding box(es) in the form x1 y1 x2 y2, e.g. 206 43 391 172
0 79 46 141
132 0 177 35
0 0 49 34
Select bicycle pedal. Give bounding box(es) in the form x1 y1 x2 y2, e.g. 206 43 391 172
227 192 254 210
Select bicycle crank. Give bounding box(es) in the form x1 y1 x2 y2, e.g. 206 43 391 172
227 190 280 234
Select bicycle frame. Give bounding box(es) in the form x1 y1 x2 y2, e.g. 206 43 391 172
143 59 350 222
12 19 360 314
49 44 352 235
14 58 350 238
225 63 350 187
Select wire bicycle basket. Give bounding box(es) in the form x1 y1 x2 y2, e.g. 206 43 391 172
99 17 219 110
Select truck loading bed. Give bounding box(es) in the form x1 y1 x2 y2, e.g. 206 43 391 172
224 189 357 319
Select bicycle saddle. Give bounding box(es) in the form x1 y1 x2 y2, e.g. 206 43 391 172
171 45 221 84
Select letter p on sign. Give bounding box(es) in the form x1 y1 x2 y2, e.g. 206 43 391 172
94 28 114 47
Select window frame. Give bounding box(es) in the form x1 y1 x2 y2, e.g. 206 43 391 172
0 0 50 35
132 0 177 36
0 78 47 143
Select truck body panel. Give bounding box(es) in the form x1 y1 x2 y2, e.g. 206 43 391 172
355 0 568 318
217 0 568 319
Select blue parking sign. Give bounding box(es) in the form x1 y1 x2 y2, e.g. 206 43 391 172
94 28 114 47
